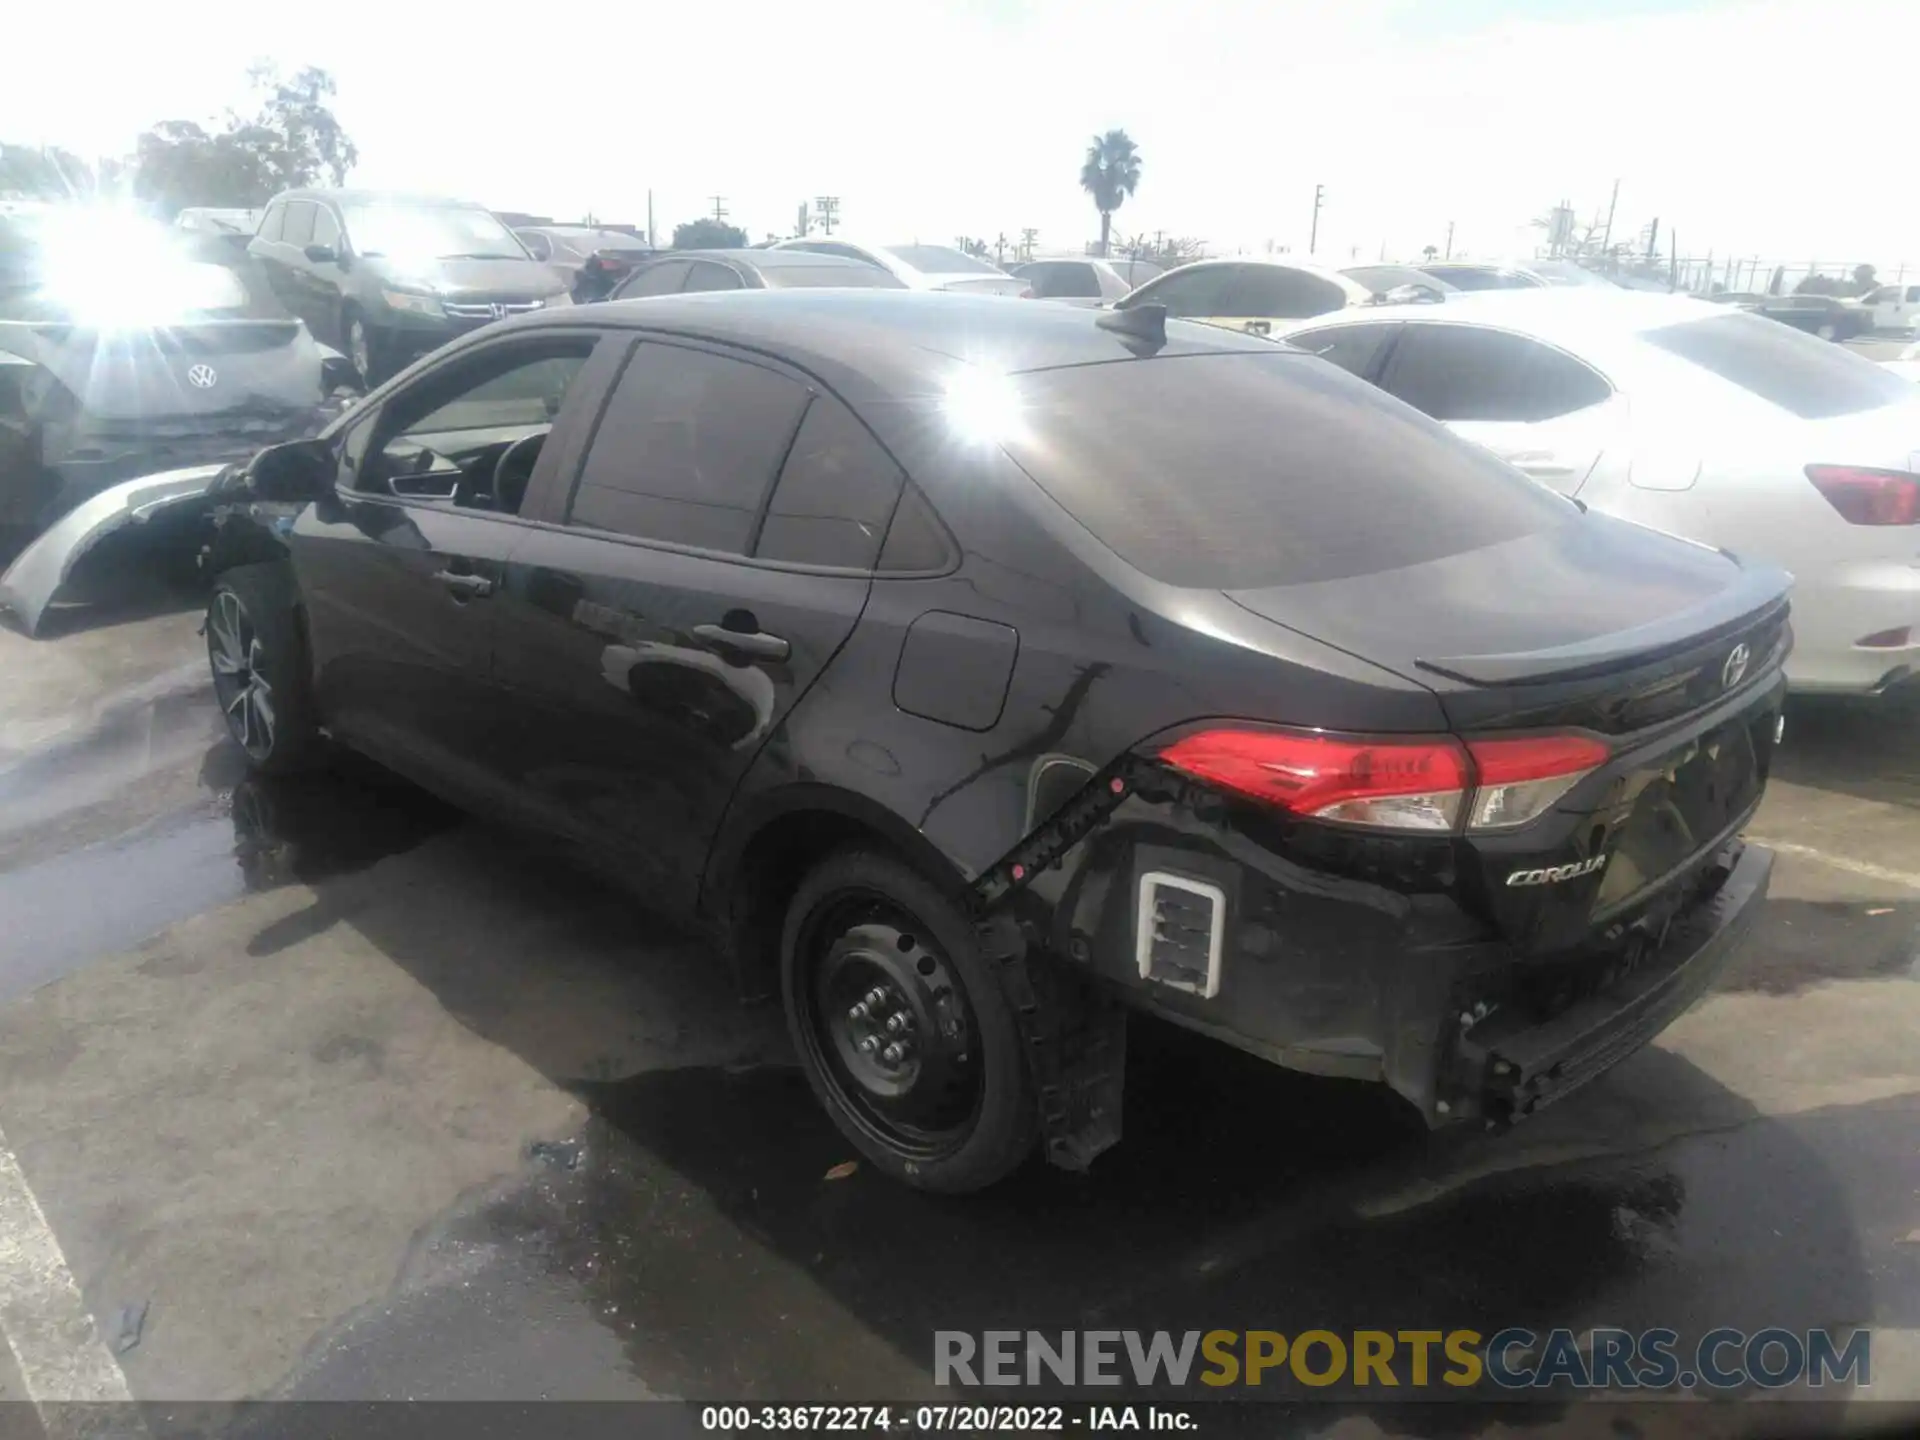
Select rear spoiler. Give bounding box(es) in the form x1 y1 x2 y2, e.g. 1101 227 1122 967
1417 564 1793 687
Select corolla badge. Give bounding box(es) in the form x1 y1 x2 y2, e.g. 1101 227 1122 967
1506 854 1608 887
1721 642 1751 691
186 364 218 390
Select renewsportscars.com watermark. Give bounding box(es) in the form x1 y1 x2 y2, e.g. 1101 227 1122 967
934 1328 1872 1393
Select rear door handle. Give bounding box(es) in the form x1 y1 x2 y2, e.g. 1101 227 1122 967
693 623 790 661
434 570 494 598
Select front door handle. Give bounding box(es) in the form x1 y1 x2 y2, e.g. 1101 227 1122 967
693 623 790 662
434 570 494 598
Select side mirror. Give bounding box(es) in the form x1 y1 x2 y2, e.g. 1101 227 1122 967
241 439 335 504
303 243 338 264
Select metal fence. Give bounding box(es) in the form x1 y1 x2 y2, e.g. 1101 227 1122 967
1590 255 1920 296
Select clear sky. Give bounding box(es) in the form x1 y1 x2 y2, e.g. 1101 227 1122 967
7 0 1915 267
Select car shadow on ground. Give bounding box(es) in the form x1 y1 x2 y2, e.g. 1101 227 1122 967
222 756 1877 1433
1774 692 1920 811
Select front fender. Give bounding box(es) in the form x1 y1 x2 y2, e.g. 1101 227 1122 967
0 462 231 637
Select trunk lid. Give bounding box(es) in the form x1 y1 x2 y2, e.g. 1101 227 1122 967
16 320 323 420
1226 510 1792 958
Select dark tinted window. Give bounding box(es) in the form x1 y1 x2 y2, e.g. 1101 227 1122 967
1285 323 1397 380
569 344 810 552
1222 266 1348 318
1377 325 1612 421
1022 262 1101 299
1642 311 1914 419
1003 352 1574 589
616 259 692 297
683 261 744 292
755 397 904 568
877 485 956 573
256 204 285 242
281 202 315 247
1130 265 1236 317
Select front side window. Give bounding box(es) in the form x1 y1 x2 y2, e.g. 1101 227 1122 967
1023 262 1100 299
281 202 316 247
755 396 904 568
359 342 596 507
567 344 811 553
256 204 286 243
310 206 340 249
1377 325 1612 422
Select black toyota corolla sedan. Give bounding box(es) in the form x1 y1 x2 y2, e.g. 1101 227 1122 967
198 290 1790 1192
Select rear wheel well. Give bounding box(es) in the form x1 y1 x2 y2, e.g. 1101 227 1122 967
722 808 967 1002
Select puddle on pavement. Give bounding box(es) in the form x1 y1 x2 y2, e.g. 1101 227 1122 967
1721 897 1920 993
0 752 459 1002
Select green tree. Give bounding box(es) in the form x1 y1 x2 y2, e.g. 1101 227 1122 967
672 217 748 249
1079 130 1141 258
1852 263 1877 296
128 65 357 217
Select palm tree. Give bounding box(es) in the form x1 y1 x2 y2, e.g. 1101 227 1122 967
1079 130 1141 258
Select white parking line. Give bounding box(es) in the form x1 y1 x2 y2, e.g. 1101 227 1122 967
1750 838 1920 893
0 1120 143 1430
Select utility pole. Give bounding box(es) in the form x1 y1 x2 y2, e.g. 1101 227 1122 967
710 195 728 224
815 196 840 234
1600 177 1620 254
1444 220 1455 260
994 232 1008 265
647 190 654 248
1309 183 1324 255
796 203 810 238
1020 227 1038 260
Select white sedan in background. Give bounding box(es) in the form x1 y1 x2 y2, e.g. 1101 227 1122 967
768 239 1027 296
1275 291 1920 697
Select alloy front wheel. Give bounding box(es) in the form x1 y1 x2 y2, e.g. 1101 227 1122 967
209 589 276 760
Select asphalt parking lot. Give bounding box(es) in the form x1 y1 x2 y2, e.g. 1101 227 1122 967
2 560 1920 1438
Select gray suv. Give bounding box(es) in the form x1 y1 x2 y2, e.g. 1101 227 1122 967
249 189 571 383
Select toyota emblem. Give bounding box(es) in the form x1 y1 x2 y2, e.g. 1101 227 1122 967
186 364 218 390
1721 642 1751 691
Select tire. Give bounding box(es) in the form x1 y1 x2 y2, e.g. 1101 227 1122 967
1816 322 1839 341
343 308 392 387
780 848 1037 1193
206 564 321 775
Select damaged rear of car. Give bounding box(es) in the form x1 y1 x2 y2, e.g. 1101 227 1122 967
0 205 357 632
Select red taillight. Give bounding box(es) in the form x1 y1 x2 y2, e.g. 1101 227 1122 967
1156 727 1608 833
1156 729 1469 832
1806 465 1920 525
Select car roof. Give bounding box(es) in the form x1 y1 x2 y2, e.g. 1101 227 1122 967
1143 255 1374 301
268 188 490 209
1277 287 1724 340
503 288 1277 394
667 249 883 271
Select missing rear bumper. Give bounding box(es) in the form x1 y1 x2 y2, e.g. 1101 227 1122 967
1447 839 1772 1125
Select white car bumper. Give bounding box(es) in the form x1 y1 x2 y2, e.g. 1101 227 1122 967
1786 559 1920 694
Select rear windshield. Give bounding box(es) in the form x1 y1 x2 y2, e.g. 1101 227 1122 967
765 263 905 290
1003 352 1576 589
1643 312 1913 419
886 245 1003 274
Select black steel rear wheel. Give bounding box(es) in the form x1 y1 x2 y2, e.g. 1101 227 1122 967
781 849 1036 1192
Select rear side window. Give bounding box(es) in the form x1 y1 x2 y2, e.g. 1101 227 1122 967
1377 325 1612 422
1286 323 1397 380
763 264 903 290
1003 353 1574 589
683 261 744 292
568 344 811 553
1643 312 1913 419
1129 265 1235 318
755 396 904 568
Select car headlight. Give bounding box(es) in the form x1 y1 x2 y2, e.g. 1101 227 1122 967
381 289 445 318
